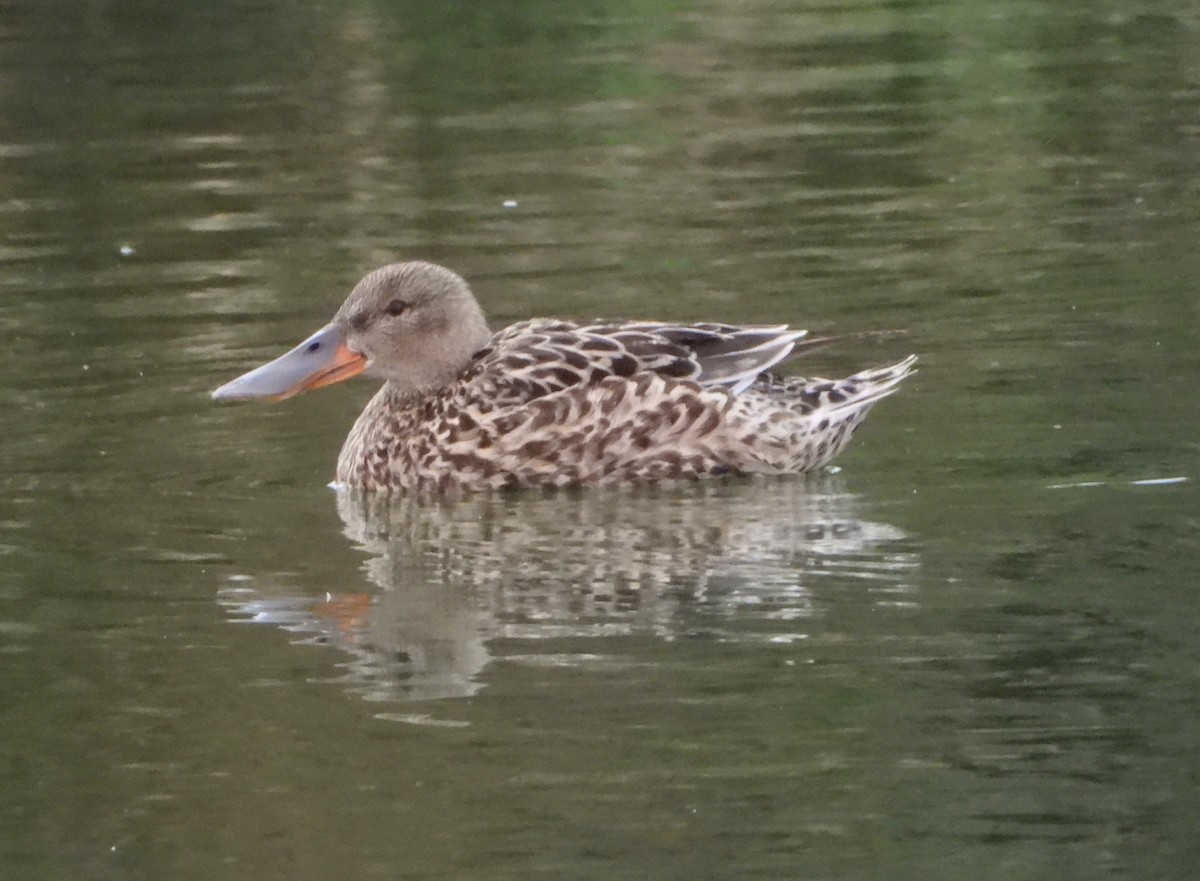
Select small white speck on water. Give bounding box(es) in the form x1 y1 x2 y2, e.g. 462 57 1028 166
1054 424 1062 429
502 199 518 208
119 244 135 257
82 364 90 371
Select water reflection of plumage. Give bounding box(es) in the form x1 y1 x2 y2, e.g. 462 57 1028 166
221 477 918 703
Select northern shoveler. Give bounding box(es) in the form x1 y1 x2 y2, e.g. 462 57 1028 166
212 261 916 493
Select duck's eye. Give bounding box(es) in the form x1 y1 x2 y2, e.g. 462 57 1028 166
385 299 409 317
306 340 322 354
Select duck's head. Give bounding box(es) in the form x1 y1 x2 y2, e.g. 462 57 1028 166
212 261 491 402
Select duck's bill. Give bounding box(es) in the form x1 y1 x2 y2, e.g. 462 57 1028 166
211 324 367 402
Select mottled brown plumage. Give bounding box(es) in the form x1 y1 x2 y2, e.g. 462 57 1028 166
213 261 916 493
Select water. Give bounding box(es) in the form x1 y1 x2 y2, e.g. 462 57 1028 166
2 0 1199 878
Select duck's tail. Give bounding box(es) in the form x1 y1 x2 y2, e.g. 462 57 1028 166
816 354 919 414
727 355 917 473
751 354 917 414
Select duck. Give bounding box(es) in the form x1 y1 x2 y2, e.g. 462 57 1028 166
212 261 916 493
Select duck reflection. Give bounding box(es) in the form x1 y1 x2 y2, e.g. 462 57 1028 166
219 477 918 703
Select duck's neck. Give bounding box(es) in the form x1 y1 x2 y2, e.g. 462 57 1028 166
335 382 426 489
380 380 425 406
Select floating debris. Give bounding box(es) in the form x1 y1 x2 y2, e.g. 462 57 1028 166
1048 476 1187 490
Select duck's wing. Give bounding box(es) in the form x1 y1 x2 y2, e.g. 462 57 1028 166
602 321 808 394
471 319 808 406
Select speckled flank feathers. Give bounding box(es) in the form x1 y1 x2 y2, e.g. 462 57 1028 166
214 261 916 494
338 346 916 493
